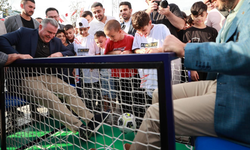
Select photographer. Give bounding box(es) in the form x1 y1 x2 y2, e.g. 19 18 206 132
145 0 185 38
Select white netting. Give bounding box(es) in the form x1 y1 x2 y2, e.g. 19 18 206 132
2 59 189 150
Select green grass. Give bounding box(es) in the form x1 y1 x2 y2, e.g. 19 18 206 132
1 118 192 150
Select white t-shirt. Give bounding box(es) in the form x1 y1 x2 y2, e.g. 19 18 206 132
123 18 132 34
132 24 181 96
88 16 116 35
73 34 100 83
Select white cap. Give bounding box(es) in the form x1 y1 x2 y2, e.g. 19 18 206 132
76 18 89 28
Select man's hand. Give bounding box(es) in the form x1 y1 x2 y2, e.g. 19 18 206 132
5 54 33 66
158 5 171 17
48 52 63 58
146 1 159 14
162 35 186 58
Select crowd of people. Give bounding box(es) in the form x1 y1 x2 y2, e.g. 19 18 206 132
1 0 250 149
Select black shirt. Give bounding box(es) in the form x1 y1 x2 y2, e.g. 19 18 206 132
21 16 35 29
183 26 218 80
150 3 184 38
35 36 50 58
183 26 218 43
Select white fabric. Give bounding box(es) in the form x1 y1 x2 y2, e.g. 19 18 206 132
132 24 181 96
123 18 132 34
205 8 226 32
88 16 116 35
73 34 100 83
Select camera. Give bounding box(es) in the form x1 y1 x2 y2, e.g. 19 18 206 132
154 0 169 11
160 0 169 8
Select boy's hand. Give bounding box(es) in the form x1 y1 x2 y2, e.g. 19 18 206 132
191 71 199 81
145 48 163 53
72 69 76 77
121 50 133 55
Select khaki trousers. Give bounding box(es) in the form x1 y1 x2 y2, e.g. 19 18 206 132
22 75 94 133
130 80 217 150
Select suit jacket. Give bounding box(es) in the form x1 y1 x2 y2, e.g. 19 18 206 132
121 21 136 37
0 27 74 57
184 0 250 146
4 14 40 33
0 52 8 68
0 20 7 35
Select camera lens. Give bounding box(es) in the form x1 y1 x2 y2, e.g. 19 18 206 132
160 0 168 8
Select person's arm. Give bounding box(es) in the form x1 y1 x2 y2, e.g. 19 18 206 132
55 39 75 57
0 28 23 54
0 52 9 67
158 4 185 30
0 52 33 67
5 53 33 65
163 31 250 75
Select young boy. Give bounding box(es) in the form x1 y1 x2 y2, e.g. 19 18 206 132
132 11 181 101
183 1 218 81
64 24 76 44
104 20 140 115
94 31 116 111
73 18 101 110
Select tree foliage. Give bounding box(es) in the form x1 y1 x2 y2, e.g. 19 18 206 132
0 0 12 18
69 0 86 23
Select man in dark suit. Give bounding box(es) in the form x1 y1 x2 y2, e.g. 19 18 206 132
4 0 39 33
0 18 109 140
45 7 65 29
119 1 136 36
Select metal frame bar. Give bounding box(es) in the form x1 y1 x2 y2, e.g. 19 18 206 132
1 67 7 150
2 53 176 150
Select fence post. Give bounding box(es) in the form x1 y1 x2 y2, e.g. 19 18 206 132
0 67 6 150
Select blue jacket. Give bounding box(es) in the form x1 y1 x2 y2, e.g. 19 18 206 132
0 27 75 57
185 0 250 146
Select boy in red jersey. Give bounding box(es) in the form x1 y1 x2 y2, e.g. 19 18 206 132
104 20 141 118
